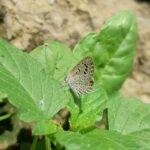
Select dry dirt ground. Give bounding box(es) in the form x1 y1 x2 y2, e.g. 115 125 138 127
0 0 150 103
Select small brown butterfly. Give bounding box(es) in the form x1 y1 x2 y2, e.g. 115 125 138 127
65 57 94 97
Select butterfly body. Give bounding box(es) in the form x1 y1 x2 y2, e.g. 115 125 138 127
65 57 94 97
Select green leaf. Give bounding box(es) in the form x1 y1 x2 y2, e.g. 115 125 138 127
0 39 67 122
21 140 45 150
73 11 138 94
68 83 107 131
0 113 11 121
32 120 58 135
30 41 76 81
128 129 150 149
73 32 97 58
0 91 7 102
108 97 150 134
107 95 150 149
55 129 140 150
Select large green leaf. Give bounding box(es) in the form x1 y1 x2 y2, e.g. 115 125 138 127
30 41 76 81
68 83 107 131
55 129 140 150
108 97 150 134
0 39 67 122
73 11 137 94
57 79 150 150
0 91 7 102
128 129 150 149
32 120 58 135
108 96 150 149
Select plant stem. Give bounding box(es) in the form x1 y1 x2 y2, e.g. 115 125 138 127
0 113 11 121
30 136 38 150
45 136 51 150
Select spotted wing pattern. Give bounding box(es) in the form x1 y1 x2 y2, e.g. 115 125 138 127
65 57 94 97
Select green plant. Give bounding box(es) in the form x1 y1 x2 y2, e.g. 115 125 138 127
0 11 150 150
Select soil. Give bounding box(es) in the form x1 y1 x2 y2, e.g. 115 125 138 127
0 0 150 148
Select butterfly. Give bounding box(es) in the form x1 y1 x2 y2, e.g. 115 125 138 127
64 57 94 97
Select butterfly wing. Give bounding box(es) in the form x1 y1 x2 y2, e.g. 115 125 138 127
65 57 94 97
